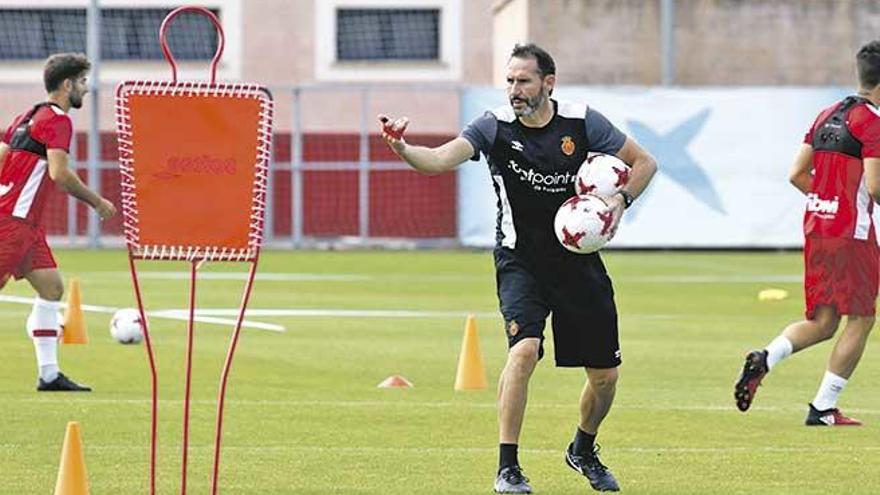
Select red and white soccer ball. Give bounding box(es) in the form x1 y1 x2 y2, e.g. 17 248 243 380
575 152 631 197
110 308 144 344
554 194 615 254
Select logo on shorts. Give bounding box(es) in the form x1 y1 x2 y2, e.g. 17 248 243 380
507 320 520 337
0 182 11 196
614 349 621 359
561 136 576 156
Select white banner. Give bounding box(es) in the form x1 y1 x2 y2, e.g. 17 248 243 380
458 86 851 248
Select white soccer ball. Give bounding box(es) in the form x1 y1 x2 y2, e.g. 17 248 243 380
554 194 615 254
575 152 631 197
110 308 144 344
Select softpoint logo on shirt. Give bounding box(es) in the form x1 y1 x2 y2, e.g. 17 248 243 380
806 193 840 218
507 159 576 193
0 182 11 196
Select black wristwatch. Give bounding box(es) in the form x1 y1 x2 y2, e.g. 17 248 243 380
617 189 634 209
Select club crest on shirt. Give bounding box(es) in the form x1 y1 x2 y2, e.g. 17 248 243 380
507 320 520 337
561 136 575 156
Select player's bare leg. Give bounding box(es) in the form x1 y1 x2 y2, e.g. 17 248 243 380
579 367 618 434
24 268 90 392
782 305 841 351
25 268 63 301
827 315 874 379
805 315 874 426
736 306 840 411
565 367 620 492
495 338 538 493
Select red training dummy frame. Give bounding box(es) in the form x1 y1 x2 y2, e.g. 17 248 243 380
114 6 273 494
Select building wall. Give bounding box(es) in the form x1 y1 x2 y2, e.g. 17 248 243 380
522 0 880 86
3 1 879 134
0 0 492 132
527 0 662 85
675 0 880 85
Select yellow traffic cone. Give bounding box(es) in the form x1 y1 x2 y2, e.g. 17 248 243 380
54 422 89 495
454 314 488 390
62 278 88 344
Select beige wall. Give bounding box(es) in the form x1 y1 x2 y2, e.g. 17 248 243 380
241 0 493 86
233 0 493 132
675 0 880 85
6 1 880 136
0 1 491 134
242 0 315 86
528 0 662 85
522 0 880 86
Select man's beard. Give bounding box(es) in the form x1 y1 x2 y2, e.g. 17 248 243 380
69 92 83 109
510 93 546 117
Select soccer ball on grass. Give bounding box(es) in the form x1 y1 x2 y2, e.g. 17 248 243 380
109 308 144 344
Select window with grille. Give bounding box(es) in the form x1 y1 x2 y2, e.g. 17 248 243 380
0 8 220 61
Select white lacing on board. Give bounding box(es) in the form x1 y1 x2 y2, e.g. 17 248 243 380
114 80 274 262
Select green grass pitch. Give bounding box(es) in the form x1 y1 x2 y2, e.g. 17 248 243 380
0 249 878 494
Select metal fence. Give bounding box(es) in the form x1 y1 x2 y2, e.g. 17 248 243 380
30 83 462 248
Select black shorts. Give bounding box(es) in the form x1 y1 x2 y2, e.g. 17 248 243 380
494 247 620 368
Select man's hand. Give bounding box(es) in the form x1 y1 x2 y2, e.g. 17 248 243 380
601 192 626 238
95 197 117 221
378 114 409 154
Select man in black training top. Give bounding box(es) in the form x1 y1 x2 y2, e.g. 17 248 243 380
379 43 658 493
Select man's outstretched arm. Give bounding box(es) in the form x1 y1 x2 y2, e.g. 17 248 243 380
378 115 475 175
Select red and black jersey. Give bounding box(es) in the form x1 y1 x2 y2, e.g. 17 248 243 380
0 103 72 225
803 96 880 242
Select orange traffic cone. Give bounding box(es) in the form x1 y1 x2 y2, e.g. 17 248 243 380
377 375 414 388
62 278 88 344
454 314 487 390
54 422 89 495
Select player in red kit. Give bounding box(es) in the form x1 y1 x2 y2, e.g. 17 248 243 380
0 53 116 391
735 40 880 425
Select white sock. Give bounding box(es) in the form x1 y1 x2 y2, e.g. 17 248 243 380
811 371 848 411
765 336 793 370
27 298 61 382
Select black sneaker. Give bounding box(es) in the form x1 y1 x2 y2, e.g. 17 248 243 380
805 403 862 426
734 350 768 412
37 372 92 392
565 443 620 492
494 465 532 494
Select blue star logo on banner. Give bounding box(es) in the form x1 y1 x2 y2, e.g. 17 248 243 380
625 108 725 218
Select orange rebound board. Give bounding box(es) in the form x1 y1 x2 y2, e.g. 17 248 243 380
116 82 273 260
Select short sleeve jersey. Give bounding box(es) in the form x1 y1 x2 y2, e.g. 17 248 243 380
460 99 626 256
802 96 880 242
0 103 72 225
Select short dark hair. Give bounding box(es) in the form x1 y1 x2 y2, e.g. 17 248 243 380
510 43 556 77
44 53 90 92
857 40 880 90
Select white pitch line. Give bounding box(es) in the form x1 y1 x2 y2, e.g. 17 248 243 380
620 275 801 284
5 397 880 415
0 294 286 333
153 308 500 319
1 444 877 455
77 271 804 284
133 272 374 282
